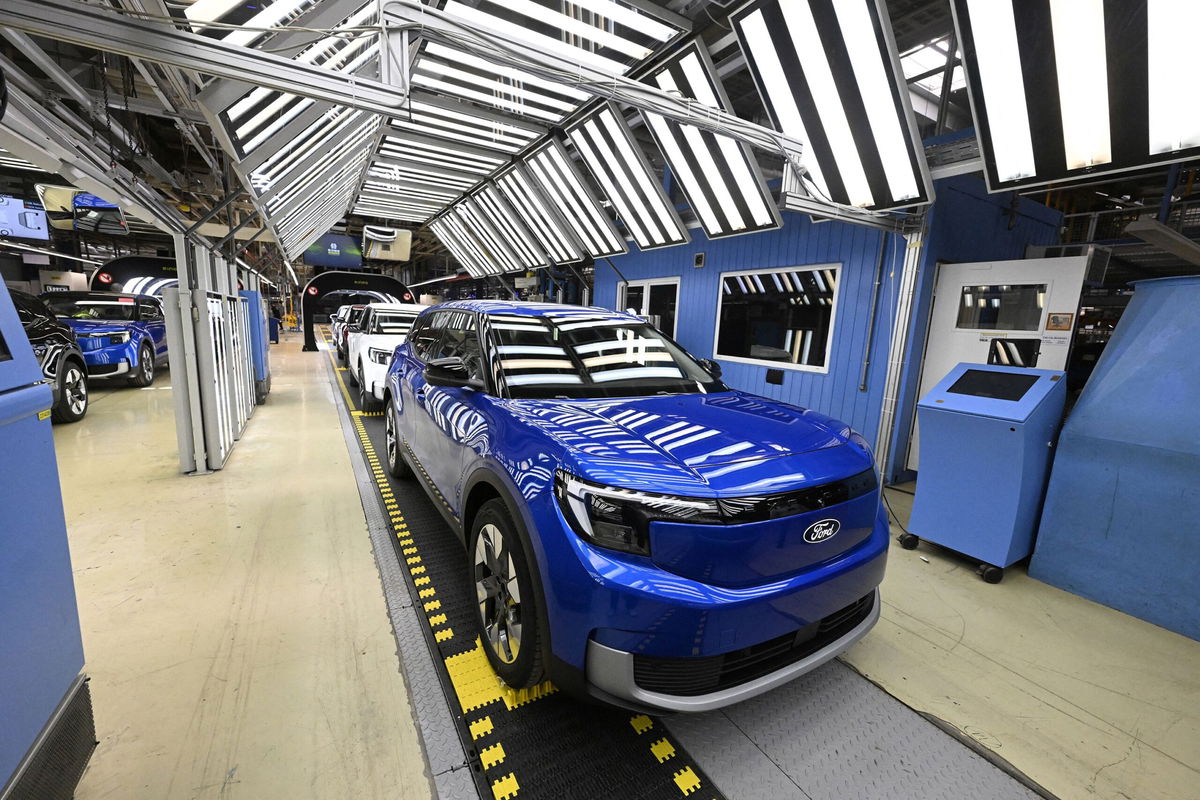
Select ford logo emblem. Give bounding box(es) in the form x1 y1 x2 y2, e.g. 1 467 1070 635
803 518 840 544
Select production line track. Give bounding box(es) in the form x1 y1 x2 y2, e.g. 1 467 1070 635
318 327 1050 800
321 328 726 800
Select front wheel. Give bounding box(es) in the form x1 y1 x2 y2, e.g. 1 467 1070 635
52 360 89 423
359 373 380 413
384 399 412 479
128 343 155 387
471 499 544 688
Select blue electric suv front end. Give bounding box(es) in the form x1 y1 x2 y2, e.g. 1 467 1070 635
383 301 888 712
41 291 168 386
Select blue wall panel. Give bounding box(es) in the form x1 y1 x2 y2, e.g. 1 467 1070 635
595 212 902 447
594 170 1063 466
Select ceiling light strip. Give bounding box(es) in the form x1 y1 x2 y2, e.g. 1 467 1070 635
732 0 931 210
495 167 585 264
524 141 626 258
567 105 689 250
474 185 548 269
642 45 780 239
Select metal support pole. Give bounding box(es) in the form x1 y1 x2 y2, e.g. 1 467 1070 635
232 225 267 258
1158 163 1181 225
934 29 958 136
186 190 242 237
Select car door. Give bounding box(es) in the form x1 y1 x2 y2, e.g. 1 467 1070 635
413 311 489 512
396 311 449 469
349 308 371 378
138 299 167 358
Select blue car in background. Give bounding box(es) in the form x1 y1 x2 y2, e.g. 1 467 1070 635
383 301 888 712
41 291 167 386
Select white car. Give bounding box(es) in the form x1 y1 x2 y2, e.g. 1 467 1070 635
334 304 367 362
329 304 352 352
347 303 424 410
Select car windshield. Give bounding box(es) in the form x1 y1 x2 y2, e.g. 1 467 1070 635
370 311 418 335
46 297 136 321
347 308 365 325
487 313 723 399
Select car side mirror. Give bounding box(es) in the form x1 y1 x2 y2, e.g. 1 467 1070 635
424 357 483 390
698 358 722 379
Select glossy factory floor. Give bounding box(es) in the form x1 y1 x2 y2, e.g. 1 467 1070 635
50 331 1199 800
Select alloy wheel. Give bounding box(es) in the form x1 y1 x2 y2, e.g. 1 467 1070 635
142 352 154 382
64 366 87 415
385 407 397 465
474 523 522 664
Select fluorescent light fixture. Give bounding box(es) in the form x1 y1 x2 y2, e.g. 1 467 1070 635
524 141 627 258
472 186 548 269
567 105 689 250
732 0 932 210
1148 0 1200 154
495 167 585 265
1049 0 1111 170
642 45 780 239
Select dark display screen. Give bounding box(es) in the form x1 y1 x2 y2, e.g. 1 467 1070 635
947 369 1038 402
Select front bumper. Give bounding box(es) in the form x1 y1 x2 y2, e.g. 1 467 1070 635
533 494 890 711
586 589 880 712
79 340 138 377
361 360 388 401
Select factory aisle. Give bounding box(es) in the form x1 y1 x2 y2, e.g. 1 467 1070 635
53 335 432 800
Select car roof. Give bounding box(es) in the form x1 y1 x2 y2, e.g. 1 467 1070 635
432 300 639 321
365 302 425 312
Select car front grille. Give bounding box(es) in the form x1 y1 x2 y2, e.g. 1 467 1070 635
631 591 876 697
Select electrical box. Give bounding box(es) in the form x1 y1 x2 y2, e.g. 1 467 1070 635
906 362 1066 580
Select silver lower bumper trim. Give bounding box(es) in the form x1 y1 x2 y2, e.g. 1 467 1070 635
585 591 881 713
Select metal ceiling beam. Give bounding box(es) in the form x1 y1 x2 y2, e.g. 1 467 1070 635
1125 217 1200 268
0 0 410 117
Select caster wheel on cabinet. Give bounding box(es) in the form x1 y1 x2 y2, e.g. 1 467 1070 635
898 533 920 550
978 564 1004 584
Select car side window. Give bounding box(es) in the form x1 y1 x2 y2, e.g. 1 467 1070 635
408 313 446 362
139 300 164 321
428 312 484 382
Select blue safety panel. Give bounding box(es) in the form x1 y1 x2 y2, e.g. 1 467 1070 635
0 287 85 785
240 290 270 384
1032 276 1200 640
910 363 1066 567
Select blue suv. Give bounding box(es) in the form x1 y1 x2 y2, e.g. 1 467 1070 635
42 291 167 386
383 301 887 712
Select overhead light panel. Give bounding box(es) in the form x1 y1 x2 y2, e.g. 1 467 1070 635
953 0 1200 191
566 105 689 250
495 166 585 265
523 141 627 258
472 185 548 270
641 44 780 239
731 0 932 210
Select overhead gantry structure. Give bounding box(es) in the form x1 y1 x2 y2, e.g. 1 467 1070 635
0 0 935 276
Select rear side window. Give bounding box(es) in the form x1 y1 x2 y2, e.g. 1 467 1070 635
139 300 164 321
408 314 445 361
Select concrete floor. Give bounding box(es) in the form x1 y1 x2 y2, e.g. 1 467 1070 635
49 332 1200 800
54 336 432 800
844 488 1200 800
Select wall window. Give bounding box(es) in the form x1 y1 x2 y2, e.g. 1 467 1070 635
618 278 679 338
714 265 840 372
955 284 1046 331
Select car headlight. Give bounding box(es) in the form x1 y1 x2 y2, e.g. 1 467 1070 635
369 347 392 365
108 331 131 345
553 470 721 556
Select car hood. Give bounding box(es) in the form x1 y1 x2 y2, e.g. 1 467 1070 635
62 319 133 335
505 391 864 495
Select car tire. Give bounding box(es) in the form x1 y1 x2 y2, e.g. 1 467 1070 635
128 343 155 387
359 377 380 413
347 358 358 387
470 499 545 689
384 398 413 479
52 358 88 424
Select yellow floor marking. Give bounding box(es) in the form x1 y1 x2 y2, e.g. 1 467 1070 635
415 576 430 586
650 738 676 763
410 565 426 575
428 613 448 626
402 547 419 556
406 555 422 565
491 772 519 800
630 715 654 735
673 767 701 796
434 628 454 642
423 600 441 612
418 588 436 599
443 638 557 713
469 716 494 740
480 742 506 770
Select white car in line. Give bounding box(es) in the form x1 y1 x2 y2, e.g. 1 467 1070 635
347 302 424 411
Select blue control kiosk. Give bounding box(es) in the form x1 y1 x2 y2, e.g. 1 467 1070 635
0 286 94 797
905 363 1067 582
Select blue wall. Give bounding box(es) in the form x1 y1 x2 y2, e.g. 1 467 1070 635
594 172 1063 470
